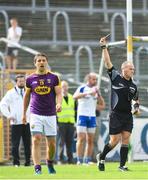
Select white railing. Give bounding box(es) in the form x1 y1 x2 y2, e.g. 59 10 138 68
75 45 94 83
110 13 126 42
0 52 5 98
135 46 148 83
53 11 73 55
89 0 109 22
0 52 5 69
0 1 147 15
0 10 9 38
0 37 39 55
31 0 51 22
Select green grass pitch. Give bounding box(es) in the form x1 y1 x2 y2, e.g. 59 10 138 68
0 162 147 180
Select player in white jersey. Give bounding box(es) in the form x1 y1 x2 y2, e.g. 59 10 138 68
76 85 98 117
73 72 105 164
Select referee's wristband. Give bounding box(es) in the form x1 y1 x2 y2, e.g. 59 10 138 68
100 45 107 49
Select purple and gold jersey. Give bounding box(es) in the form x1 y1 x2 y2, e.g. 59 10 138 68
26 71 60 116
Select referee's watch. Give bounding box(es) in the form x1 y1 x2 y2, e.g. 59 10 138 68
100 45 107 49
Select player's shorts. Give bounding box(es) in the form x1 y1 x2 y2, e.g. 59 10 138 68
109 111 133 135
7 47 18 57
77 115 96 133
30 113 57 136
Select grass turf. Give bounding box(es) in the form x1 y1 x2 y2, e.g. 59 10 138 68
0 162 147 180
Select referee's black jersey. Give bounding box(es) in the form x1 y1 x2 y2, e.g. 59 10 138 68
107 66 139 113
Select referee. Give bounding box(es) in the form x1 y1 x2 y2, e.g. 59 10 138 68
96 36 140 171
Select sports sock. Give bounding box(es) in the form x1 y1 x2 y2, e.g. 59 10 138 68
84 156 91 164
77 157 83 163
120 144 128 167
35 164 41 172
46 160 54 166
100 143 113 160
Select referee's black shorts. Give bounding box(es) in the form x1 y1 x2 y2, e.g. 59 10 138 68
109 111 133 135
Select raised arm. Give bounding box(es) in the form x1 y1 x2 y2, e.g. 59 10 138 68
100 37 113 69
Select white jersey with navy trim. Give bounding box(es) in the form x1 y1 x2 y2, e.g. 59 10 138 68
76 85 98 117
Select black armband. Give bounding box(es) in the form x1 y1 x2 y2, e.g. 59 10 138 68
134 102 139 109
100 45 107 49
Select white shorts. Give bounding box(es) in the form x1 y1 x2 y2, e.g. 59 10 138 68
30 113 57 136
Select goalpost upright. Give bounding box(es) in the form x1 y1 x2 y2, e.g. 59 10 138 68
126 0 134 163
126 0 133 62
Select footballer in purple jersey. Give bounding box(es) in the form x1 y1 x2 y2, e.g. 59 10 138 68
26 72 60 116
22 53 62 175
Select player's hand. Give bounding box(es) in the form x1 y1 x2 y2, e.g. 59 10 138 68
133 108 140 116
22 115 27 124
133 102 140 116
8 117 16 124
100 34 110 48
89 87 98 96
56 103 62 112
100 37 107 46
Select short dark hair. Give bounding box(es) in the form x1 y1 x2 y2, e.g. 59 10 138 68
15 74 25 82
34 53 48 63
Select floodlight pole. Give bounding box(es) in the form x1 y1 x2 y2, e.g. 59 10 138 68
126 0 133 62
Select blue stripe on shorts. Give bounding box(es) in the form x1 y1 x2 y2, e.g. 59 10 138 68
77 115 96 128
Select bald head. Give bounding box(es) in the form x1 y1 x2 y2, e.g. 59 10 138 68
121 61 134 69
121 61 135 80
85 72 98 87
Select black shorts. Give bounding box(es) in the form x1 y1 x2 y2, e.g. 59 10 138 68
109 111 133 135
7 47 19 57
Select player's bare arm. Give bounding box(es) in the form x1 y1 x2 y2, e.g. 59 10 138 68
100 36 113 69
55 85 62 112
73 91 89 100
96 95 105 111
22 88 31 124
73 88 97 100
